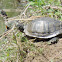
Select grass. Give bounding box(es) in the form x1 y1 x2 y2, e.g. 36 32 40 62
0 0 20 17
0 0 62 62
0 0 17 9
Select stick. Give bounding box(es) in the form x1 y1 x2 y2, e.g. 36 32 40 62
43 5 62 11
0 25 15 40
20 4 30 17
1 9 22 12
7 16 42 21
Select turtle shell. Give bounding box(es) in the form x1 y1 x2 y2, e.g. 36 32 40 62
24 17 62 38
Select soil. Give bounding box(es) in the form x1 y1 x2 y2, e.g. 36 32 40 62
23 38 62 62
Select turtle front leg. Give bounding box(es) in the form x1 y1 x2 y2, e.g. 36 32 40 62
48 37 59 44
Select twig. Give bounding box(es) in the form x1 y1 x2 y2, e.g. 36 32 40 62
20 4 30 17
6 16 42 21
0 25 15 40
0 30 12 40
1 9 22 12
43 5 62 11
0 4 30 21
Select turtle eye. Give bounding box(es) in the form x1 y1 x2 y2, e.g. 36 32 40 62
6 25 10 30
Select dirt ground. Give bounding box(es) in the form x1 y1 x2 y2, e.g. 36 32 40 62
23 38 62 62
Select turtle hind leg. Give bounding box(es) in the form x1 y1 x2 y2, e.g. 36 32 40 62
48 37 59 44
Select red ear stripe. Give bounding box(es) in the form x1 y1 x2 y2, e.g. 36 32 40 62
5 25 10 30
6 25 7 29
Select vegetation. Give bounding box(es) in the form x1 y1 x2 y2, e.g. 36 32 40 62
27 0 62 20
0 0 62 62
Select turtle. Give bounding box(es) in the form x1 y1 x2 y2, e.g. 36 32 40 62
0 10 62 43
17 17 62 44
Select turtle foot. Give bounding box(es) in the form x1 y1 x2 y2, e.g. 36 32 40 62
47 37 59 45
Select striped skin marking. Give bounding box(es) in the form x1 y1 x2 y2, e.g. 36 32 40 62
6 25 7 29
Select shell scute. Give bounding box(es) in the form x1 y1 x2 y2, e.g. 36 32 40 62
24 17 62 38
